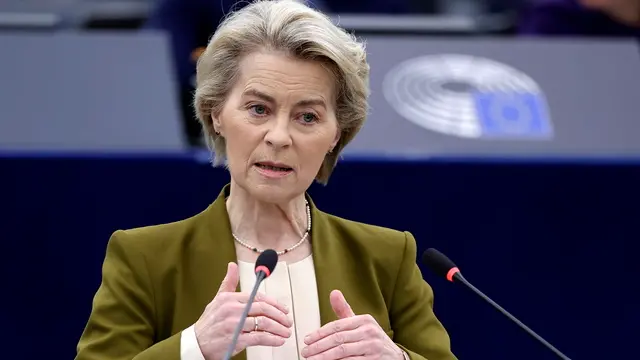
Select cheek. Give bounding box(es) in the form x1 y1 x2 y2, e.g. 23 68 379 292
302 142 328 162
298 147 327 178
298 131 336 173
224 123 258 167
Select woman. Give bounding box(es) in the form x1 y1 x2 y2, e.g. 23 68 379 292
75 1 456 359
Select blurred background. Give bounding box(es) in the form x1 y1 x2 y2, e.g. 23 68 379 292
1 0 638 359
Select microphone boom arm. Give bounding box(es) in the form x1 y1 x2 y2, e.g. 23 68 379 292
455 273 572 360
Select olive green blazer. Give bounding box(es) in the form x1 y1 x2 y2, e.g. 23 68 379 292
76 185 456 360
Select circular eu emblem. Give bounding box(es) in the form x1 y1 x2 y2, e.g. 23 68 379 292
383 54 551 139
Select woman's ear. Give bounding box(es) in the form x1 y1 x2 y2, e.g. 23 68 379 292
211 114 222 135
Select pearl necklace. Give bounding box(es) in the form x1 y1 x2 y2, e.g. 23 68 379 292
231 200 311 256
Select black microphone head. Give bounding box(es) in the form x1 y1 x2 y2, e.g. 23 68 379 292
254 249 278 277
422 248 460 282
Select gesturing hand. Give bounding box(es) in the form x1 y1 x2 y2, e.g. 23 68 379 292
302 290 405 360
194 262 293 360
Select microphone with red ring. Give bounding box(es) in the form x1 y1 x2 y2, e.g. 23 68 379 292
223 249 278 360
422 248 572 360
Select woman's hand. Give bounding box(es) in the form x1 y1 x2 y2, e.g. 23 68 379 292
302 290 405 360
194 262 293 360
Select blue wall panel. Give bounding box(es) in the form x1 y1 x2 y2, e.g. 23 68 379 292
1 155 637 360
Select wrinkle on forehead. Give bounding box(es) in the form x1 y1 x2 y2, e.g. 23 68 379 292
236 51 337 106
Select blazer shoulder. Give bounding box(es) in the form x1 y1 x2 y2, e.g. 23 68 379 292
111 207 210 254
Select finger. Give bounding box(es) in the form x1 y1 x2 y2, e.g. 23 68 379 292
330 290 355 319
238 331 287 349
240 292 290 315
243 316 292 338
248 300 293 328
304 318 360 345
217 262 239 294
301 328 363 358
304 342 367 360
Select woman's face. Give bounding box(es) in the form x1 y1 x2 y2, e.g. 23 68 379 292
213 51 340 203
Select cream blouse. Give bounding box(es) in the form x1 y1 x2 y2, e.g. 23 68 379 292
180 255 321 360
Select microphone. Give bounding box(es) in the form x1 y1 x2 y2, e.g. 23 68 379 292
223 249 279 360
422 248 572 360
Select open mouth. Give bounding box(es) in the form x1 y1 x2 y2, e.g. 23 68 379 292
255 162 293 172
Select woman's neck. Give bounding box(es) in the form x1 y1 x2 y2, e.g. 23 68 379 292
226 181 309 251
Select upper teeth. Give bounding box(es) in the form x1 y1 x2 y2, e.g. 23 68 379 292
259 164 289 171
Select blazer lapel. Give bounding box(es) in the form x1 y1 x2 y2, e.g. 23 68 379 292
308 196 346 327
203 184 247 360
205 184 242 291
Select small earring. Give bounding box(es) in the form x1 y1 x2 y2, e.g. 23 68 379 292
214 130 220 135
327 149 333 154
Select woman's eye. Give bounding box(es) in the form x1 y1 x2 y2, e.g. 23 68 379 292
301 113 318 123
250 105 267 115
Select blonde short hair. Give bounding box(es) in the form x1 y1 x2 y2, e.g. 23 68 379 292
194 0 370 184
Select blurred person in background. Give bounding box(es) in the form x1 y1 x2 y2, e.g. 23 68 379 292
518 0 640 37
144 0 414 146
76 1 456 360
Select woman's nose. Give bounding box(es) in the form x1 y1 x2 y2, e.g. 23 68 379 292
264 114 292 148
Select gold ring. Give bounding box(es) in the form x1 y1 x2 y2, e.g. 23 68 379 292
253 316 259 332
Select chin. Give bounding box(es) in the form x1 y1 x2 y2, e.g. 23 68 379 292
229 167 311 204
249 183 300 204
